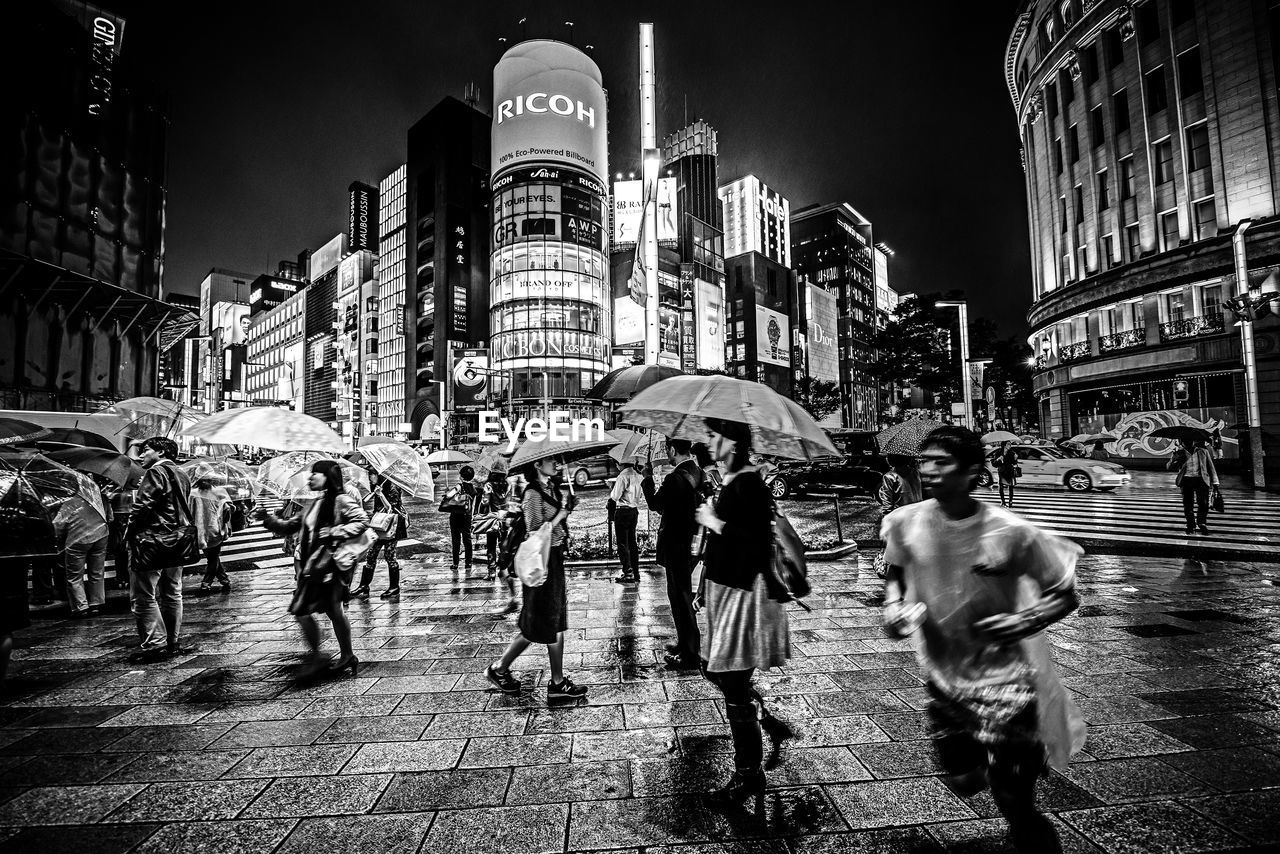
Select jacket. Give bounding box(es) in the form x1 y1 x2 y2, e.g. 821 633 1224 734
262 493 369 570
703 468 773 591
126 460 193 538
641 459 704 567
372 478 409 539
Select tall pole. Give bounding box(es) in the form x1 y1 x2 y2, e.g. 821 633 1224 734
639 23 661 366
1232 220 1266 488
936 300 973 428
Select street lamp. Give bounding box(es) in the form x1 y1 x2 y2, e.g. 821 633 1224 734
935 300 973 428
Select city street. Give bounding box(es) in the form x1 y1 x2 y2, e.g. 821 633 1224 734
2 545 1278 853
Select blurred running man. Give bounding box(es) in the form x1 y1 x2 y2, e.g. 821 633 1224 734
881 426 1085 854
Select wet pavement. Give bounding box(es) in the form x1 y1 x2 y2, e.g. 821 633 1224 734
3 550 1279 853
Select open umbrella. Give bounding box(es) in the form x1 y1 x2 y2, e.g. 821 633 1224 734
0 451 104 557
425 449 473 465
981 430 1021 445
584 364 685 402
357 440 435 499
258 451 338 496
36 426 117 451
1150 425 1211 443
45 447 143 489
357 435 398 448
0 418 52 446
265 457 372 500
1069 433 1115 446
606 428 667 464
619 374 840 461
179 457 261 502
184 407 347 451
509 433 621 471
875 418 948 456
97 397 201 441
473 446 513 479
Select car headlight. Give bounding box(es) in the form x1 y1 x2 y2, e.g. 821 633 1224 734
1090 465 1114 474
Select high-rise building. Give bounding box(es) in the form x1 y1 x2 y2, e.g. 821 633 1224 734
246 287 306 411
376 165 408 436
1009 0 1280 485
1 1 179 411
405 97 491 439
197 269 253 412
791 203 879 429
489 40 610 421
303 234 347 425
720 175 791 267
662 121 725 284
723 252 799 396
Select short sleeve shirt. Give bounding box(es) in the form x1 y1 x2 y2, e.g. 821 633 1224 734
881 500 1079 691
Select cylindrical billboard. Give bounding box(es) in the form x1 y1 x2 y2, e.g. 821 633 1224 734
491 41 610 417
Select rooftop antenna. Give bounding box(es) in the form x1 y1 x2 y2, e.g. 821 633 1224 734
463 82 480 109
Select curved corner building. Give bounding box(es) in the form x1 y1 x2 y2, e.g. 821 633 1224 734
1008 0 1280 480
489 40 611 420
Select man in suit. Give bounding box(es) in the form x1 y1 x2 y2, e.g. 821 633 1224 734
641 439 705 669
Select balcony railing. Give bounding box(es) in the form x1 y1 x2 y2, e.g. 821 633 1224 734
1099 328 1146 353
1034 353 1049 370
1159 313 1225 342
1058 341 1091 363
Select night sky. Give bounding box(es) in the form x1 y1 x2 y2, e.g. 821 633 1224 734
134 1 1030 334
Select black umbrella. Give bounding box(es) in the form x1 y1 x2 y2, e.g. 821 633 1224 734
0 451 95 557
1150 426 1211 443
0 418 51 446
37 426 118 450
45 447 143 489
584 364 684 402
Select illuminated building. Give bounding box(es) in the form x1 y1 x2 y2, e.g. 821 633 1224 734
719 175 791 267
375 164 408 435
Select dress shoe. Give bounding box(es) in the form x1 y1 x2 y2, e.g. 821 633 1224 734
330 654 359 676
707 768 765 804
351 585 371 599
663 653 699 670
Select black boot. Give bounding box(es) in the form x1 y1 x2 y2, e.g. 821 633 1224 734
710 700 765 803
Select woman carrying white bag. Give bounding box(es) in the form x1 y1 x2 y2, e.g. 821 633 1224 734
484 454 587 702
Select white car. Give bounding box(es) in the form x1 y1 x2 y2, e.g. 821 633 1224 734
981 444 1131 492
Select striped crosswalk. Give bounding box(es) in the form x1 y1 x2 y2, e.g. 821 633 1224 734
975 487 1279 554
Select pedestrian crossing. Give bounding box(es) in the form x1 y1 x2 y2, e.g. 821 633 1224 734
975 487 1280 554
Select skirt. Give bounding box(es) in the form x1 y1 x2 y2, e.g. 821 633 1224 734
702 574 790 673
288 556 353 617
518 545 567 644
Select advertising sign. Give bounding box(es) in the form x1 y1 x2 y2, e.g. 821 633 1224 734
614 295 644 346
755 306 790 368
491 330 609 361
492 40 609 185
693 279 725 371
452 348 489 411
968 362 986 403
211 301 249 346
659 306 681 367
611 178 678 245
448 220 470 337
309 233 347 280
804 284 839 382
348 182 377 251
611 345 644 370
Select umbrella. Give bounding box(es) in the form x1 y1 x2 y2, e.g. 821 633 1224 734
1069 433 1115 446
97 396 201 440
0 451 105 557
45 447 143 489
357 441 436 500
1150 425 1211 443
0 418 52 446
36 426 117 450
184 407 347 451
179 457 261 502
357 435 398 448
619 374 840 461
258 451 339 496
472 446 513 479
584 364 685 402
509 433 621 470
981 430 1021 445
607 428 667 464
265 457 372 500
875 418 948 456
425 449 474 465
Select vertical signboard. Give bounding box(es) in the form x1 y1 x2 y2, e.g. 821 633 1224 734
452 348 489 410
678 265 696 371
348 182 377 251
693 278 725 371
448 213 469 338
658 306 681 368
611 178 678 245
804 284 840 382
755 305 791 367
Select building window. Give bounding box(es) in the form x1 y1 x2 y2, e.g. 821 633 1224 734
1194 199 1218 240
1171 0 1195 28
1106 27 1124 69
1178 47 1203 96
1153 139 1177 184
1082 43 1099 85
1060 69 1075 105
1073 185 1085 222
1202 284 1222 315
1054 138 1064 174
1163 290 1187 322
1113 89 1130 133
1090 106 1105 147
1120 156 1136 199
1077 245 1089 275
1125 224 1142 262
1040 15 1057 52
1068 126 1080 162
1046 81 1059 120
1185 124 1211 171
1097 170 1110 210
1060 0 1077 27
1138 1 1160 46
1102 234 1115 268
1145 67 1168 114
1059 197 1068 232
1160 210 1180 251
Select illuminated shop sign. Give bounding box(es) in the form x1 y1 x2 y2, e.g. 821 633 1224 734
491 330 609 360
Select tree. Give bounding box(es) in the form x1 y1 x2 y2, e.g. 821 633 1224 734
795 376 842 423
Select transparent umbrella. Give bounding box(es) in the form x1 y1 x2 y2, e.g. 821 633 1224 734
357 441 435 500
258 451 338 497
97 397 201 441
263 456 371 500
0 450 106 557
179 457 261 503
184 407 347 451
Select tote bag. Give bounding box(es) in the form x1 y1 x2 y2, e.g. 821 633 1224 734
515 522 554 587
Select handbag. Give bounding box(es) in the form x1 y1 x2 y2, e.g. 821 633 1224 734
332 528 376 572
763 503 812 609
227 502 247 533
1211 486 1225 514
370 511 399 540
515 522 554 587
438 486 470 513
132 465 199 571
471 513 503 536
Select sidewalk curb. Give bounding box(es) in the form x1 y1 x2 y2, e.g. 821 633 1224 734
857 537 1280 565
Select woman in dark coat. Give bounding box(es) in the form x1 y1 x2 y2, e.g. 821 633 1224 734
260 460 369 678
483 456 587 702
352 473 408 600
694 417 791 803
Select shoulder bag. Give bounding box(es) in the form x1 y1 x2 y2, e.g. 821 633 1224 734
515 521 554 587
132 466 200 571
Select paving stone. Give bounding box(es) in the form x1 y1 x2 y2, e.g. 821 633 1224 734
343 739 466 773
701 784 850 840
789 827 946 853
567 796 717 848
210 717 337 749
421 803 568 854
102 749 251 783
527 704 626 733
0 823 163 854
106 779 268 822
102 724 234 753
375 767 511 812
0 784 145 825
1144 712 1280 749
1059 801 1248 853
1184 789 1280 845
572 728 677 762
924 816 1101 854
131 819 297 854
274 813 435 854
849 740 943 778
225 745 358 778
1081 723 1196 759
766 747 874 786
507 760 631 804
6 705 133 728
315 714 434 744
240 774 391 818
392 691 491 714
1060 757 1209 804
622 701 720 728
0 726 126 755
9 753 139 785
824 778 976 830
961 770 1103 818
1160 745 1280 792
422 710 529 738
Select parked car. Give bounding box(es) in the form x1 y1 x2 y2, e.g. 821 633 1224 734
763 430 889 499
978 443 1130 492
566 453 620 488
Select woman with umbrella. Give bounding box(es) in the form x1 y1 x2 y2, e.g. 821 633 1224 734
190 478 233 595
693 417 791 803
352 467 408 601
258 460 369 679
484 450 587 702
996 441 1020 508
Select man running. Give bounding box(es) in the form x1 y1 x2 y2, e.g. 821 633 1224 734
880 426 1084 853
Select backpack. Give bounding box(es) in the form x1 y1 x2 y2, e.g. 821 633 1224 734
763 501 811 610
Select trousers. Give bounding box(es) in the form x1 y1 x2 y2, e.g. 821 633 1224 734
131 565 183 651
65 536 107 610
449 513 473 566
664 551 700 660
1180 476 1210 527
201 544 229 586
360 539 400 588
614 507 639 575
